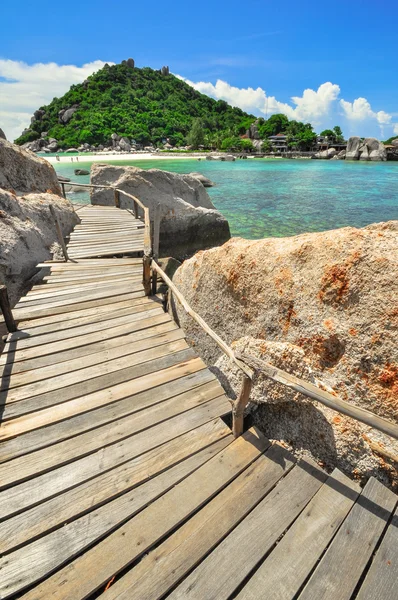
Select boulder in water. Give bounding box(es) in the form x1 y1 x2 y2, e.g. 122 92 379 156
188 172 215 187
74 169 89 176
90 164 230 258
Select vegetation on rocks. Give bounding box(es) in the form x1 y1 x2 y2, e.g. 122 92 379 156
15 61 323 151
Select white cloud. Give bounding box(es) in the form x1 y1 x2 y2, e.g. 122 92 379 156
340 97 392 126
177 76 339 126
178 74 396 137
0 59 113 141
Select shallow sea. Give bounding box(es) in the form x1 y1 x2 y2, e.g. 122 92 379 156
53 157 398 239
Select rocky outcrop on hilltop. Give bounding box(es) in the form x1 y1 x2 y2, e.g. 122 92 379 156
173 224 398 486
90 164 230 258
0 138 61 195
346 136 387 161
0 139 78 302
0 128 6 140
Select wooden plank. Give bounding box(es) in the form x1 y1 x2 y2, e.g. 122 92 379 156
20 278 143 304
0 420 232 555
1 350 201 421
24 276 142 298
0 357 208 440
12 296 151 333
236 469 361 600
1 328 185 392
0 397 230 520
14 281 143 309
0 385 227 487
1 321 177 377
168 459 327 600
298 477 397 600
4 304 163 351
17 428 268 600
356 507 398 600
12 290 145 321
0 370 216 453
0 338 189 405
102 443 294 600
36 259 142 268
1 311 170 365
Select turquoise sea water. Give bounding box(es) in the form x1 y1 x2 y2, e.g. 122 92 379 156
54 157 398 239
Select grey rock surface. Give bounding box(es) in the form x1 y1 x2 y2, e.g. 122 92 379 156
0 189 78 302
0 138 61 195
173 224 398 486
0 128 7 140
188 172 215 187
90 164 230 258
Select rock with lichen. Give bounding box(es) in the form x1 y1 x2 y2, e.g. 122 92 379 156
173 223 398 487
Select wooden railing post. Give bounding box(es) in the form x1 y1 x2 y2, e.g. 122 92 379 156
0 285 17 333
61 182 66 198
114 189 120 208
232 375 252 437
143 255 152 296
151 204 161 295
49 204 69 262
133 200 139 219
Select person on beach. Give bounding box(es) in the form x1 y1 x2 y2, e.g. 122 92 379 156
71 157 74 162
56 155 60 162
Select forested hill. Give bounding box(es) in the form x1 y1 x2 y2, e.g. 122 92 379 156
14 61 256 148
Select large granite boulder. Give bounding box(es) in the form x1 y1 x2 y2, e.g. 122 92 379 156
59 106 78 124
90 164 230 258
188 172 215 187
173 223 398 485
0 138 61 195
345 136 361 160
0 128 6 140
0 189 78 302
391 138 398 147
118 137 131 152
346 137 387 161
313 147 338 159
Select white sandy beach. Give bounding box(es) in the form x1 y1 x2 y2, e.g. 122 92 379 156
44 152 201 164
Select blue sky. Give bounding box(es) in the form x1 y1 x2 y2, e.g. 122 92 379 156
1 0 397 140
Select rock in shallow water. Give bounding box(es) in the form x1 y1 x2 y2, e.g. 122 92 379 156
90 164 230 258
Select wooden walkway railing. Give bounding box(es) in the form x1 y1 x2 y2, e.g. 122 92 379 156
1 183 397 444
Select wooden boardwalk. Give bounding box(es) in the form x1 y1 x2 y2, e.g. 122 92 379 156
0 206 396 599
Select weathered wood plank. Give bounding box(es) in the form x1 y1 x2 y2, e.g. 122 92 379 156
298 477 397 600
0 387 228 487
12 290 145 321
1 351 201 421
17 428 268 600
356 507 398 600
1 312 170 365
0 370 216 453
169 459 327 600
0 419 232 555
102 443 294 600
1 338 189 405
0 398 231 520
236 469 361 600
1 328 185 392
1 321 177 378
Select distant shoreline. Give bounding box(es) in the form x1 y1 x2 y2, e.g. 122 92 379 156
44 152 207 164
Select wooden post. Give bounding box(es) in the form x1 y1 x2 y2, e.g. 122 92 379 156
0 285 17 333
114 189 120 208
133 200 139 219
232 375 252 438
49 204 69 262
61 182 66 199
151 204 161 295
143 255 152 296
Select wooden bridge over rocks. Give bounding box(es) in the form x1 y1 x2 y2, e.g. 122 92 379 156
0 187 397 599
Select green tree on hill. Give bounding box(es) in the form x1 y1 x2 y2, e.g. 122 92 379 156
187 118 205 148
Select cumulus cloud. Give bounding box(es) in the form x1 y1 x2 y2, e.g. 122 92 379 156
0 59 112 141
340 97 392 125
178 76 339 126
178 74 395 137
